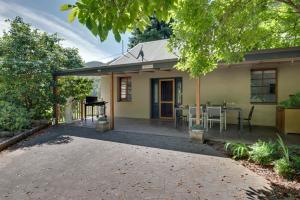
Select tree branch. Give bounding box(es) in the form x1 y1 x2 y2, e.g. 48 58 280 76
276 0 300 15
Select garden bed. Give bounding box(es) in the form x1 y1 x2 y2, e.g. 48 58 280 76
206 140 300 199
0 122 50 151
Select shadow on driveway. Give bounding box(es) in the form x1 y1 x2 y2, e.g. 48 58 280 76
245 182 300 200
10 124 225 157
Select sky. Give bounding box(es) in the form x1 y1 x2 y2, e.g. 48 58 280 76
0 0 130 63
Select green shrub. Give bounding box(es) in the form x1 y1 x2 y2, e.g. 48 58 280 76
280 92 300 108
224 142 249 160
292 156 300 174
0 101 31 132
191 124 204 130
274 158 293 178
249 140 277 165
276 135 290 161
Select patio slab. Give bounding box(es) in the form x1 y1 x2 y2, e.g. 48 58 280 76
0 125 272 200
73 117 300 145
205 124 300 146
73 117 189 138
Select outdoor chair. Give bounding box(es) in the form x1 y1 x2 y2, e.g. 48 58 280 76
188 106 205 129
243 106 255 132
206 106 225 132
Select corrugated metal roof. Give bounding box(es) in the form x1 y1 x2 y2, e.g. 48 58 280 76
109 39 178 66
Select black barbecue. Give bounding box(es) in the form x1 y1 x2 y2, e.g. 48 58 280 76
84 96 107 122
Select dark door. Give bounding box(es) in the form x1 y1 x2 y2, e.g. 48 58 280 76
159 79 174 118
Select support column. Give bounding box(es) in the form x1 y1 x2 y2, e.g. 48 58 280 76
80 100 84 121
52 75 59 125
195 77 201 125
110 72 115 129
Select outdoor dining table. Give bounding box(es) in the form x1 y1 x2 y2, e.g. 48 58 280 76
224 107 243 131
175 105 244 132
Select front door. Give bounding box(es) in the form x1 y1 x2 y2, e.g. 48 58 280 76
159 79 174 119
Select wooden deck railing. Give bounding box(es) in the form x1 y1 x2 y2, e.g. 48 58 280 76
58 100 96 123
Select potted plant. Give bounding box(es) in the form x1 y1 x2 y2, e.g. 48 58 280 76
189 124 204 143
277 92 300 134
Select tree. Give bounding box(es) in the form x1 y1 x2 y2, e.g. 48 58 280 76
60 0 177 42
168 0 300 76
59 77 93 103
62 0 300 76
0 17 92 120
128 16 173 48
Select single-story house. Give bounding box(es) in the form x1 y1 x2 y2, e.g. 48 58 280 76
54 39 300 129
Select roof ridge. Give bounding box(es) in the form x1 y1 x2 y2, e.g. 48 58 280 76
138 39 168 45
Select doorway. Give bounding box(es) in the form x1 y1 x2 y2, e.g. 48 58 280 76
159 79 174 119
151 77 182 119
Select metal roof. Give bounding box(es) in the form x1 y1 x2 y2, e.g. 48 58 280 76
109 39 178 66
53 40 300 77
53 58 177 76
245 46 300 61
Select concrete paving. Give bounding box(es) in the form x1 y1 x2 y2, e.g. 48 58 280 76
0 125 271 200
75 117 300 145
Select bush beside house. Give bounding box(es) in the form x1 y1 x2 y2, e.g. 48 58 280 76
225 136 300 179
0 101 31 133
0 17 92 135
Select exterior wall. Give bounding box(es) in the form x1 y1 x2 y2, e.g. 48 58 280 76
100 70 195 119
100 61 300 127
200 61 300 126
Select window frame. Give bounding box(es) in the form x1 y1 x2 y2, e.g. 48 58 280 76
250 68 278 104
118 76 132 102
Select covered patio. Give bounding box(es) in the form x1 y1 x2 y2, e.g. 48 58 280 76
72 117 300 146
52 42 300 145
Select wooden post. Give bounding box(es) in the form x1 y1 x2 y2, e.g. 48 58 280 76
195 77 201 125
80 100 84 121
52 75 59 125
110 72 115 129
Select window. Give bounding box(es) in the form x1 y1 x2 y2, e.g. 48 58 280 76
118 77 132 102
251 69 277 103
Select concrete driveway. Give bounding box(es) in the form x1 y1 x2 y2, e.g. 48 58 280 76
0 125 271 200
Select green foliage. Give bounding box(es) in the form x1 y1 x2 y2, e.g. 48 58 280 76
0 17 88 120
61 0 177 42
191 124 204 130
224 142 249 160
249 140 277 165
59 77 93 103
168 0 300 76
62 0 300 76
291 156 300 173
274 158 293 178
224 137 300 179
279 92 300 108
128 16 173 48
0 101 31 132
276 134 290 161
